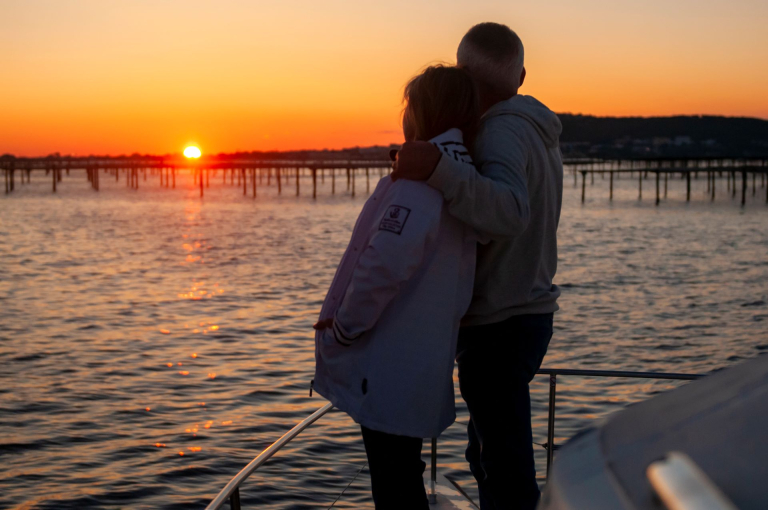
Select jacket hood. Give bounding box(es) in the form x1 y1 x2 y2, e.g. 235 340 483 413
483 95 562 148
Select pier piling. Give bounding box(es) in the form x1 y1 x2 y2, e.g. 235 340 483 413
655 172 660 205
609 171 614 201
741 171 747 206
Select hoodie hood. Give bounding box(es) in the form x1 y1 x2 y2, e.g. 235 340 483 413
482 94 562 148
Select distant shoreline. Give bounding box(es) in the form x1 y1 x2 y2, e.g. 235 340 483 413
3 114 768 160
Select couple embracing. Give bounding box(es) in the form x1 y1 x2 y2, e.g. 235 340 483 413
313 22 563 510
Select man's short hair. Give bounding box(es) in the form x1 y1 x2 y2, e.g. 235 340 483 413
457 23 525 97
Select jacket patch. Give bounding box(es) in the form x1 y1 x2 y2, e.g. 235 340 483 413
379 206 411 235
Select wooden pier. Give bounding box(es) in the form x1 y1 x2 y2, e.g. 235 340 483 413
569 157 768 206
2 155 767 206
1 155 391 200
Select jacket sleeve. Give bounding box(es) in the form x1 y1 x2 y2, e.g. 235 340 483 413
332 184 441 345
426 119 530 238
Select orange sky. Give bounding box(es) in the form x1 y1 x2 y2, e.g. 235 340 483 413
1 0 767 156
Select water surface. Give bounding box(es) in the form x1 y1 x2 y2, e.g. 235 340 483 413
1 170 766 509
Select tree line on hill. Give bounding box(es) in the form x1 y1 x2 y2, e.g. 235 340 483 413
4 115 767 161
558 114 768 159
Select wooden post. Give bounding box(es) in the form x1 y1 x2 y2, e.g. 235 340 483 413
664 172 668 198
686 172 691 202
206 169 210 188
347 167 351 190
243 168 247 196
741 171 747 206
296 167 300 196
312 167 317 199
52 165 57 193
609 171 614 201
277 167 282 194
581 171 586 203
200 169 204 198
332 168 336 194
321 168 324 184
351 168 356 197
252 168 257 198
638 171 642 200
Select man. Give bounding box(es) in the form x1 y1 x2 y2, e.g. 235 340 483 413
392 23 563 510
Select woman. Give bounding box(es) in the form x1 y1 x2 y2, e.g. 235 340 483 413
313 65 483 509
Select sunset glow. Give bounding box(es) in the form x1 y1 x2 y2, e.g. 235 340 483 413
1 0 767 156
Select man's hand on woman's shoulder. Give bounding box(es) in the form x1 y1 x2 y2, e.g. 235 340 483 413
391 141 441 182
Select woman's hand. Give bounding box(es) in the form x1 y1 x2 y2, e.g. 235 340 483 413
313 318 334 330
391 141 441 181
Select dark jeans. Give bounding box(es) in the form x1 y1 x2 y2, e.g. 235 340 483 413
361 426 428 510
457 313 554 510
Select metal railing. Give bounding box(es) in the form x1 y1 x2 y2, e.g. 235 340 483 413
206 368 706 510
206 402 333 510
536 368 704 476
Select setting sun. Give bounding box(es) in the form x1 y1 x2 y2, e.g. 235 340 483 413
184 146 202 159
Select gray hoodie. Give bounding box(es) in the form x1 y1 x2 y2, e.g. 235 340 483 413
426 94 563 326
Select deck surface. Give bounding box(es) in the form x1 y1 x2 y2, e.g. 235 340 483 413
424 473 479 510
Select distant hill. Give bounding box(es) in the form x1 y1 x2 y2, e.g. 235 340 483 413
558 114 768 158
5 115 767 161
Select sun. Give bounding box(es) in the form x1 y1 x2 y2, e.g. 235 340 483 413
184 146 202 158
